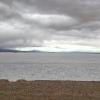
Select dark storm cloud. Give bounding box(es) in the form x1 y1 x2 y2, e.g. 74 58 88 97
0 0 100 52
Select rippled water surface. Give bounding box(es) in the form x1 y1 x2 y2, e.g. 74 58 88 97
0 52 100 81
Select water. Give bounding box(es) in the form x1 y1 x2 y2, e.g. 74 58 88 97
0 52 100 81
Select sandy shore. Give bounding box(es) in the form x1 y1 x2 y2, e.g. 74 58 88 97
0 80 100 100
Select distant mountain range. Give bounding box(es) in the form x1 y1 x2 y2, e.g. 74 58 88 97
0 48 100 54
0 48 18 52
0 48 39 52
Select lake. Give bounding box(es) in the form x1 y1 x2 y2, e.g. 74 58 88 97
0 52 100 81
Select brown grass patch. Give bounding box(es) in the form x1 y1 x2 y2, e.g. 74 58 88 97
0 80 100 100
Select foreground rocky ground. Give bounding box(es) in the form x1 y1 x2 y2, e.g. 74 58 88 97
0 80 100 100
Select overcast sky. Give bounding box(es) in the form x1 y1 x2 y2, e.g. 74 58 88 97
0 0 100 52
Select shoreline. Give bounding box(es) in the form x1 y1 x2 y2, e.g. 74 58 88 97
0 79 100 82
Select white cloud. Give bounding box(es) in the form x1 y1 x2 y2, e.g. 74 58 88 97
0 20 28 34
80 0 100 6
0 2 9 9
0 20 31 47
21 13 77 26
0 22 15 33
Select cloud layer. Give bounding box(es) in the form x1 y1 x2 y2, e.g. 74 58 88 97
0 0 100 52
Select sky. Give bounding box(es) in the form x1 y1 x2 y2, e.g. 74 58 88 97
0 0 100 52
